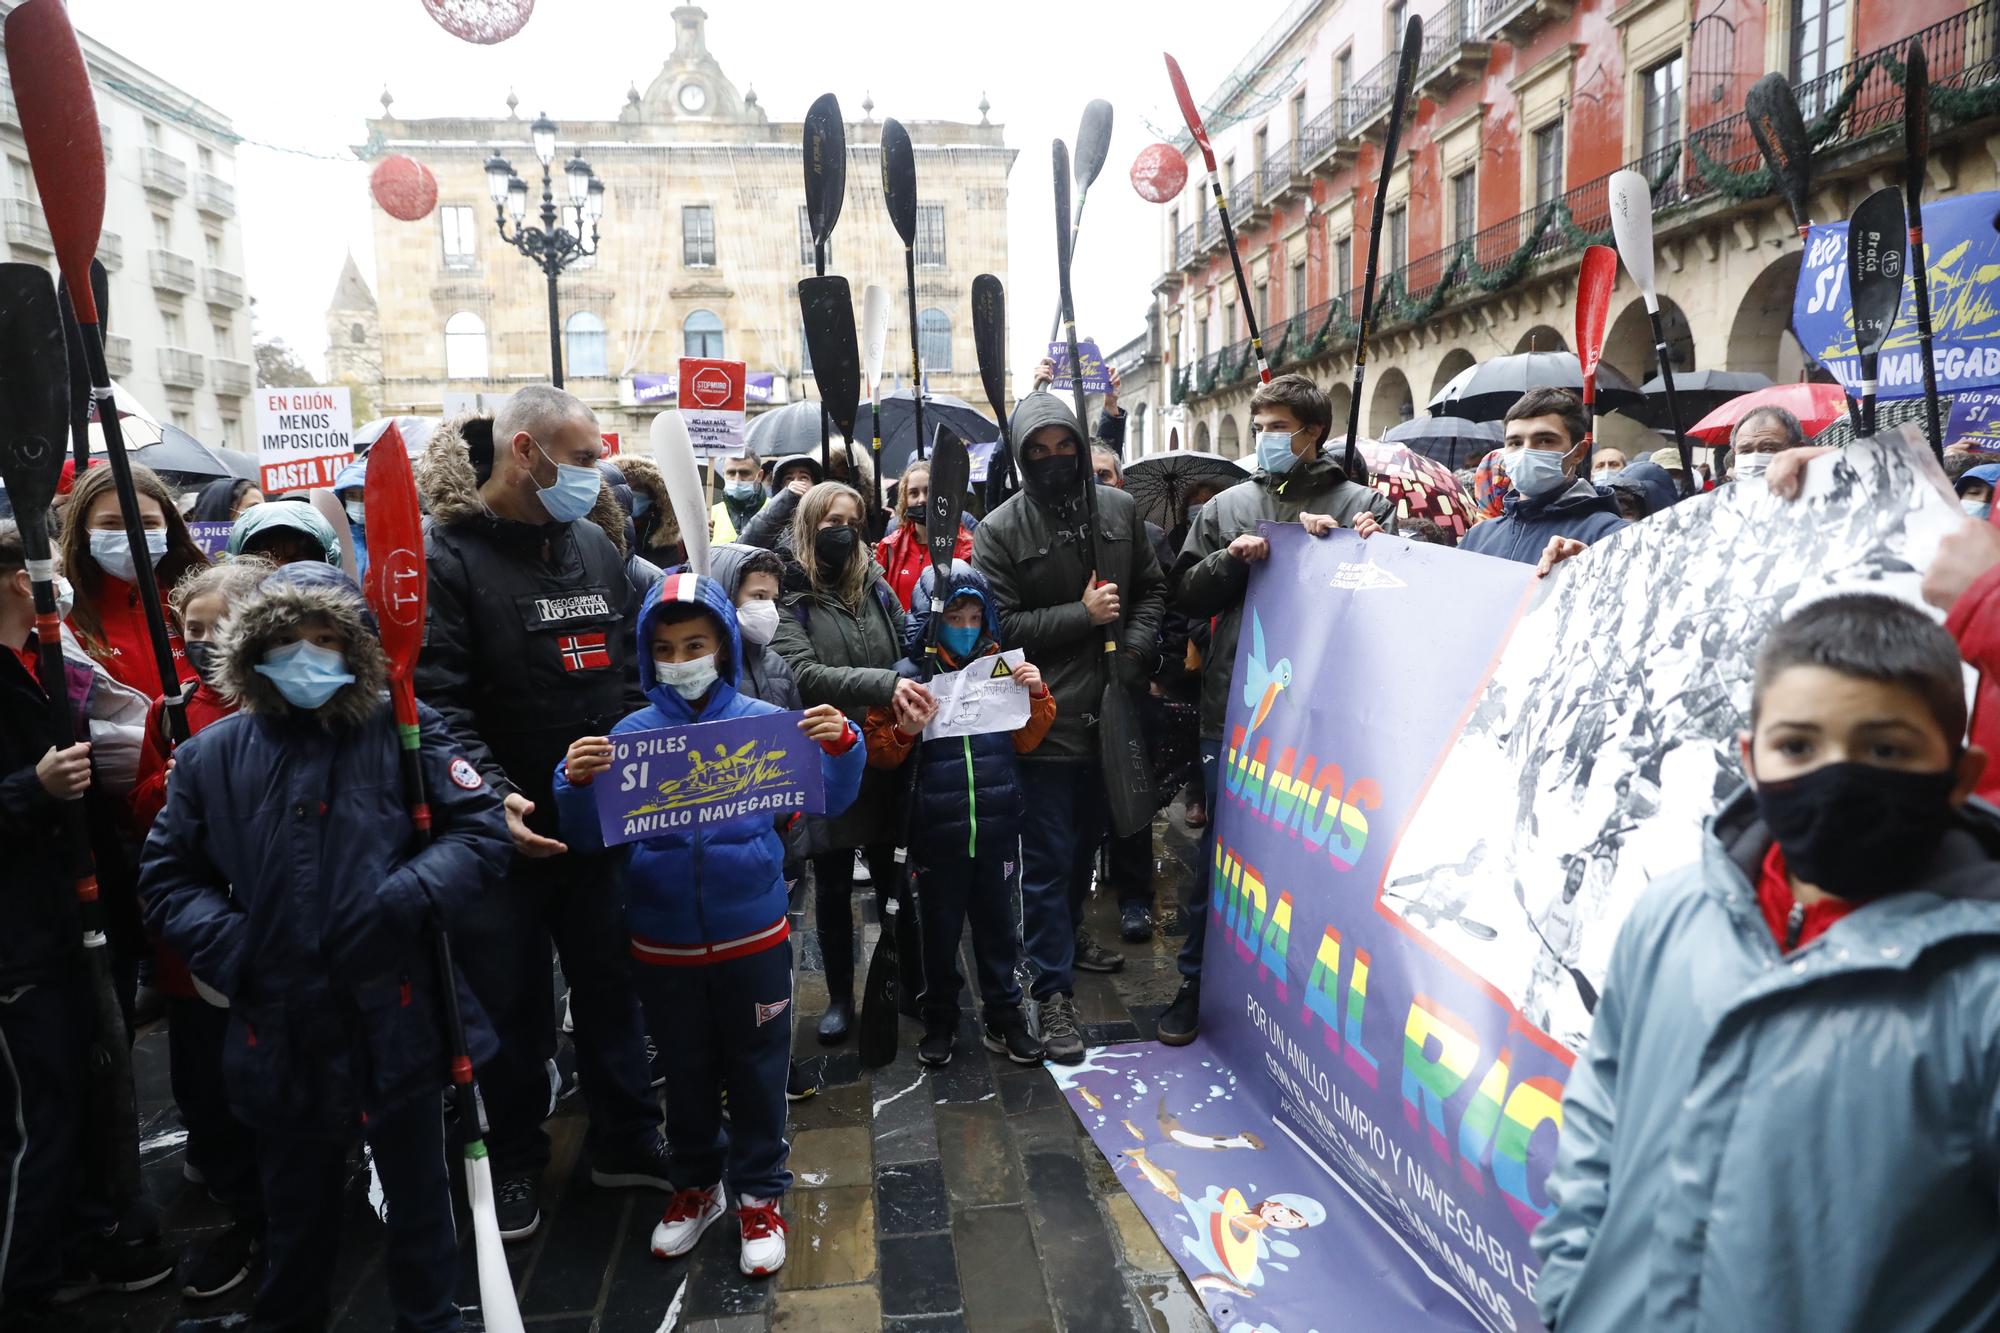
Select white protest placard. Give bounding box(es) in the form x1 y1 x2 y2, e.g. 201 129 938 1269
677 357 747 458
255 386 354 493
923 648 1031 741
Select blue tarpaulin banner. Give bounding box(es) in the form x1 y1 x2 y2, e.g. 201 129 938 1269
1793 189 2000 399
593 711 822 847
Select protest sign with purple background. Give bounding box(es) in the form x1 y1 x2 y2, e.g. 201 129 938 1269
1949 389 2000 453
1046 339 1112 394
594 710 822 847
188 521 233 557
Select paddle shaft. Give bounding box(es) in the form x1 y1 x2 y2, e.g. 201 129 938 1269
1341 18 1421 477
1047 184 1094 343
903 246 927 460
1645 304 1696 494
1906 214 1941 455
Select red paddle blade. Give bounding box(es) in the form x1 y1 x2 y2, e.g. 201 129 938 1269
1575 245 1618 399
1164 53 1217 171
362 425 428 683
4 1 104 326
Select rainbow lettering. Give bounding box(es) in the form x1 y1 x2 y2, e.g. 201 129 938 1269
1401 995 1481 1159
1221 725 1381 871
1494 1076 1563 1230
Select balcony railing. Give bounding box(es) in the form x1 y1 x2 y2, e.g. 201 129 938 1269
141 148 188 197
1175 223 1197 269
204 267 247 309
149 249 196 295
1260 144 1294 201
1297 104 1336 167
157 347 204 389
4 197 51 253
1479 0 1572 42
210 358 253 397
195 172 235 218
103 334 132 379
98 231 122 271
1227 176 1255 220
0 82 15 128
1418 0 1490 92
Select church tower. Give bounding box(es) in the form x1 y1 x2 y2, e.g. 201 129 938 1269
325 251 382 420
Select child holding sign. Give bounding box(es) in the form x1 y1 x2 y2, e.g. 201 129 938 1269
552 573 862 1278
863 563 1055 1068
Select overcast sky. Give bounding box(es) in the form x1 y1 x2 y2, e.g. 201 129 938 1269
66 0 1238 399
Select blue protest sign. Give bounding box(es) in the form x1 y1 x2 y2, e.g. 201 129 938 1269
1949 389 2000 453
595 710 823 847
1046 339 1112 393
188 520 233 556
1793 189 2000 399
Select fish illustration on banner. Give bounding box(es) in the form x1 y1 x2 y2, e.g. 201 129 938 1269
1793 189 2000 399
594 711 823 846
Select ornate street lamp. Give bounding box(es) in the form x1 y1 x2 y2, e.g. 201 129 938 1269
486 111 605 387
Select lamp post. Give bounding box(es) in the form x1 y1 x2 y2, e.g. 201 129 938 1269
486 112 606 388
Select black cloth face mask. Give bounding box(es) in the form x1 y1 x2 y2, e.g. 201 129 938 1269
1751 760 1958 901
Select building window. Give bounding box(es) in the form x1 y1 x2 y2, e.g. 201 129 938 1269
441 204 477 270
152 213 171 249
144 119 161 147
1290 90 1308 141
1790 0 1849 92
221 416 239 447
170 409 191 432
1450 168 1476 246
915 203 947 267
918 308 952 372
1335 49 1353 95
197 145 213 173
350 322 365 345
683 308 723 358
444 311 488 379
1290 260 1307 315
1252 126 1268 178
161 310 182 346
1387 206 1407 274
212 322 231 355
1533 119 1565 210
796 205 833 267
1640 55 1684 178
1198 317 1210 361
7 158 28 199
1223 156 1236 192
682 205 716 267
1334 236 1353 295
204 233 222 266
565 311 607 378
1388 0 1408 46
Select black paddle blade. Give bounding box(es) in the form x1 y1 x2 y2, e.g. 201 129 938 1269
972 274 1008 427
881 118 917 247
1846 186 1908 366
799 276 862 442
803 93 846 248
1052 140 1074 279
1074 99 1114 189
90 256 109 335
0 261 73 516
1904 41 1930 201
1102 681 1154 838
925 429 969 581
857 893 901 1069
1747 73 1812 232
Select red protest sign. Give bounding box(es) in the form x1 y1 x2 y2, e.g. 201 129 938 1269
676 357 747 456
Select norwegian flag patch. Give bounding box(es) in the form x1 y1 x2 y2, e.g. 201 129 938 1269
558 632 611 672
755 997 791 1026
448 757 484 791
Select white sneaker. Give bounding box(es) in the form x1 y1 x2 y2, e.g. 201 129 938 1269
650 1183 725 1259
737 1194 788 1277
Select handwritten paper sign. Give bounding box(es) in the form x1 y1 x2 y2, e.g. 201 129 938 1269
596 711 823 847
923 648 1030 741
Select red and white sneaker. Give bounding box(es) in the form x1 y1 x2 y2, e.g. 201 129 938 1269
736 1195 788 1277
650 1183 725 1259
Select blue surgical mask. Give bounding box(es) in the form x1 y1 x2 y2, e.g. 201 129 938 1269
632 494 653 518
89 529 168 584
1963 498 1992 521
1508 447 1572 499
253 640 355 710
725 480 762 502
1256 431 1298 475
533 442 601 524
940 623 981 660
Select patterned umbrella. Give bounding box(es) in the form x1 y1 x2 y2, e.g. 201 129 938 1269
1357 439 1477 540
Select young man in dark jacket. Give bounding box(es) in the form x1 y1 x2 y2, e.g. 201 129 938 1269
140 563 511 1333
1170 373 1395 1045
413 386 666 1239
972 393 1167 1062
1459 388 1626 565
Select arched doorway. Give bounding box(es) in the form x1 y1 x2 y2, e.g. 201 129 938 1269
1369 367 1414 439
1328 383 1353 441
1194 419 1212 453
1217 413 1241 459
1432 347 1476 399
1515 325 1567 354
1604 295 1694 385
1727 251 1825 383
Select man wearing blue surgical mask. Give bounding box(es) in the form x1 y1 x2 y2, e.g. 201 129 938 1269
413 384 667 1243
1461 387 1627 568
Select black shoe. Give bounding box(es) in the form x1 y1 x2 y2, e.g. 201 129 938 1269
917 1018 956 1067
495 1173 541 1242
1120 904 1154 943
786 1059 820 1102
1073 929 1124 974
1036 993 1086 1065
57 1230 175 1301
181 1219 261 1300
591 1135 672 1190
1158 978 1200 1047
817 997 854 1045
981 1009 1045 1065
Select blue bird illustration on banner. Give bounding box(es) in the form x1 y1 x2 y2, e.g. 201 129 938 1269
1242 610 1292 733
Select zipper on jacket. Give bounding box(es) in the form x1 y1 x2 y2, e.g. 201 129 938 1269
1782 901 1806 952
691 830 708 943
962 736 977 860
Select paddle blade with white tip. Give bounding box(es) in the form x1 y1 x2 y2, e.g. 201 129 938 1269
1608 169 1658 310
651 411 711 578
464 1152 526 1333
862 284 890 395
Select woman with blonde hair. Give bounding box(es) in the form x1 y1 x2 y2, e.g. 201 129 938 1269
874 458 973 611
59 461 209 699
771 481 933 1042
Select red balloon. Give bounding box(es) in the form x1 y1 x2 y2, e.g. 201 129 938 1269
1131 143 1189 205
370 155 438 222
421 0 533 44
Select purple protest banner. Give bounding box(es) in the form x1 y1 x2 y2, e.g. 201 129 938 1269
1046 338 1111 393
1948 390 2000 453
633 371 779 407
188 520 232 556
594 710 823 847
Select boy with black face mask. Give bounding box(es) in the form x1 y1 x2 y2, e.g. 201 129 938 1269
1533 593 2000 1333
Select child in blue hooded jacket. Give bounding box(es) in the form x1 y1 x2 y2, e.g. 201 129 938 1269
554 571 862 1280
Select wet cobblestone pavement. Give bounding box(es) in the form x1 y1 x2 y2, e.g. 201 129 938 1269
90 807 1211 1333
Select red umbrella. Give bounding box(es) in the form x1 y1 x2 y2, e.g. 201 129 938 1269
1688 382 1848 446
1358 439 1477 540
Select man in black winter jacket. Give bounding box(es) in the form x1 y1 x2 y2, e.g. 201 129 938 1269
414 386 665 1241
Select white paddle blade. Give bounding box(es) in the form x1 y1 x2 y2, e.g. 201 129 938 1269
1608 169 1659 312
650 410 711 578
464 1152 526 1333
862 284 890 393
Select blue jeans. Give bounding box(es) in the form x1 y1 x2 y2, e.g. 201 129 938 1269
1018 761 1105 1001
1177 741 1222 982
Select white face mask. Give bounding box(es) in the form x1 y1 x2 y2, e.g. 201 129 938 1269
1735 451 1772 479
654 652 719 700
344 499 367 525
735 598 780 647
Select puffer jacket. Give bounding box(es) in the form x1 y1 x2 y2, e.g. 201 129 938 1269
138 564 509 1134
1605 460 1678 519
1458 476 1626 565
413 415 644 831
1948 559 2000 802
1172 453 1395 740
863 564 1055 861
876 521 974 610
971 392 1167 763
1533 788 2000 1332
551 573 863 949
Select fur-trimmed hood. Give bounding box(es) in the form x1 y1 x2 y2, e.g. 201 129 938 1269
415 413 627 557
216 563 388 730
611 454 685 551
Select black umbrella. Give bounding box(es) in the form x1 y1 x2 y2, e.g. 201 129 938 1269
1627 368 1772 431
1123 451 1250 530
1381 415 1503 469
1430 352 1645 423
131 424 256 485
746 400 841 459
873 389 999 476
